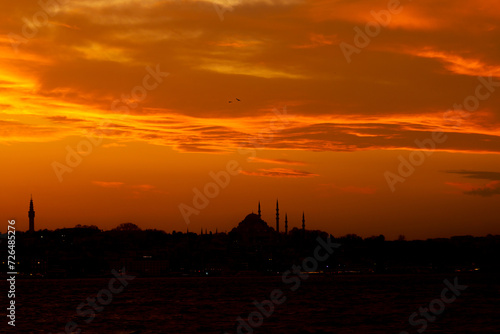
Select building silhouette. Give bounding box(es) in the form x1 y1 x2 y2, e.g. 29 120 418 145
285 213 288 235
255 200 304 235
28 195 35 233
302 212 305 232
276 199 279 233
13 197 500 278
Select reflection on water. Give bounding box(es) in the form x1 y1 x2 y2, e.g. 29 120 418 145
1 274 498 333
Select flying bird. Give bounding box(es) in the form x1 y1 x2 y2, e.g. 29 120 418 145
236 98 240 101
228 101 232 103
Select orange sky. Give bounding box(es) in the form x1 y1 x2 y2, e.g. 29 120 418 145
1 0 500 239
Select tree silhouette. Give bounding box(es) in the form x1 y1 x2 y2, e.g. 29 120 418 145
113 222 141 231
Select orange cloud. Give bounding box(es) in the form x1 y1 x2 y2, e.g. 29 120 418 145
130 184 156 191
412 49 500 77
293 33 339 49
92 181 124 188
465 181 500 197
445 182 477 192
247 157 306 166
240 168 318 178
445 170 500 196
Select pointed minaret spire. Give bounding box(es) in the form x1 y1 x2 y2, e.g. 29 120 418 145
28 195 35 233
276 199 279 233
302 212 305 232
258 201 261 218
285 213 288 235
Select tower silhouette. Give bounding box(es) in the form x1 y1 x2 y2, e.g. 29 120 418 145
285 213 288 235
302 212 305 233
258 201 261 218
28 195 35 233
275 199 279 233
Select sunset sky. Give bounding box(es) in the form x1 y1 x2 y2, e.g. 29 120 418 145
1 0 499 239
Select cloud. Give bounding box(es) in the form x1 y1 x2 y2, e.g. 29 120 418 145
102 142 127 148
293 33 339 49
197 59 307 79
0 119 63 142
445 182 477 192
411 50 500 78
464 181 500 197
240 168 318 178
2 0 500 157
445 170 500 181
47 115 85 123
130 184 156 191
92 181 164 197
247 157 306 166
92 181 124 188
445 170 500 196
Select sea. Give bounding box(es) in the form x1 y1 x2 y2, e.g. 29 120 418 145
1 273 499 333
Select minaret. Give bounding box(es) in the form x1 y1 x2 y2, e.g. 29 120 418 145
302 212 305 232
285 213 288 235
28 195 35 233
258 201 261 218
275 199 279 233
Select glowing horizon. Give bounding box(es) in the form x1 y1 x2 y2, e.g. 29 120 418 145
1 0 500 239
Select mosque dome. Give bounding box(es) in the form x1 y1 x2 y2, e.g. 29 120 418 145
236 213 272 234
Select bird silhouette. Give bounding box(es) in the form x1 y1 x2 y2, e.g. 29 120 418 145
236 98 240 101
228 101 232 103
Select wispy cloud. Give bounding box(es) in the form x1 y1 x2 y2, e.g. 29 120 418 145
465 181 500 197
102 142 127 148
240 168 318 178
445 170 500 196
92 181 165 197
2 0 500 157
130 184 156 191
445 170 500 181
412 50 500 78
293 33 339 49
247 157 306 166
92 181 125 188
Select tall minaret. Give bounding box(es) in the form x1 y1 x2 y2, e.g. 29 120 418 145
28 195 35 233
302 212 305 232
258 201 261 218
275 199 279 233
284 213 288 235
